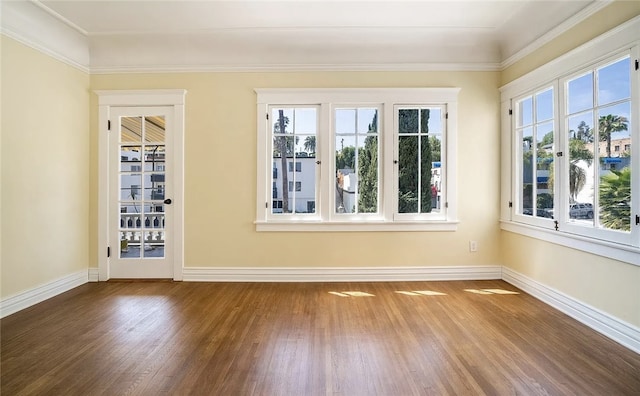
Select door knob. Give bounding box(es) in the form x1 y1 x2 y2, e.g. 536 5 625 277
164 198 172 204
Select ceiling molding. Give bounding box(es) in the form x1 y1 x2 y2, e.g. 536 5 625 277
89 62 503 75
0 1 89 72
500 0 613 70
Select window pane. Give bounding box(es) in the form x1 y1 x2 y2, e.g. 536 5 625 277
598 102 631 231
521 126 533 216
398 107 439 214
120 146 142 172
568 72 593 114
335 108 379 214
271 107 317 214
120 231 141 258
398 109 418 134
294 108 317 134
336 109 355 134
420 136 433 213
536 89 553 122
597 57 630 106
121 116 142 143
567 112 595 224
430 135 442 212
144 145 165 171
272 108 294 134
517 97 532 127
398 135 419 213
358 135 378 213
144 116 165 143
536 122 554 218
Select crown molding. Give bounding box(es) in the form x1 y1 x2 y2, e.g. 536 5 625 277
89 62 502 74
500 0 614 70
0 1 90 73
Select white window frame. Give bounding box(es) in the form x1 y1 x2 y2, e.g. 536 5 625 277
393 104 449 222
500 16 640 266
511 84 559 230
331 104 383 221
255 88 460 232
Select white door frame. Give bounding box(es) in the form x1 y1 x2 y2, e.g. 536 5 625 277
96 90 186 281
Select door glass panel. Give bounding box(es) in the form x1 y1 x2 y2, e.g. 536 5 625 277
121 117 142 143
120 146 142 171
120 231 142 258
143 231 164 258
118 115 166 259
121 174 141 200
144 116 165 143
144 145 165 171
144 204 165 228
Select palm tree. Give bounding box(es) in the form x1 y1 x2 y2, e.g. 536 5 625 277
568 138 593 202
599 168 631 231
275 111 290 213
303 136 316 154
599 114 628 158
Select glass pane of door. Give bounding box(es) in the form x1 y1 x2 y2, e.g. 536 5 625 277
118 115 166 259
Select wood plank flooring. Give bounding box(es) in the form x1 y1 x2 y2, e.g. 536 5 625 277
2 280 639 395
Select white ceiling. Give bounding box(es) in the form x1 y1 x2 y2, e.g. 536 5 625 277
2 0 608 72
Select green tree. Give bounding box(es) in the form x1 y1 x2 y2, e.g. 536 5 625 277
572 121 593 143
358 113 378 213
540 131 554 147
599 168 631 231
336 146 355 170
599 114 628 158
568 138 593 202
303 136 316 154
398 109 432 213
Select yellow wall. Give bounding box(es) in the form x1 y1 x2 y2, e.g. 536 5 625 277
1 36 90 298
500 1 640 327
90 71 502 268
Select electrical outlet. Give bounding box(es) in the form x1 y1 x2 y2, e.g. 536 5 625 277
469 240 478 252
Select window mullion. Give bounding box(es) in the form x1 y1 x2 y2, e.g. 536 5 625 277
384 103 396 221
319 103 332 221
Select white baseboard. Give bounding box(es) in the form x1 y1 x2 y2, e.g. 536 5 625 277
182 265 502 282
502 267 640 354
0 270 88 318
88 267 100 282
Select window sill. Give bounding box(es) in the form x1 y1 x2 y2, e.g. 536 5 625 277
256 220 459 232
500 221 640 267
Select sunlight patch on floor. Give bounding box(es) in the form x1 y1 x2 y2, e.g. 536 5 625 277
328 291 376 297
395 290 447 296
465 289 520 295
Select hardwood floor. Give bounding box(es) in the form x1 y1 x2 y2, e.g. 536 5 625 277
2 280 639 395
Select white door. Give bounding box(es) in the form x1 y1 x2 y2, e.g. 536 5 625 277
108 106 174 278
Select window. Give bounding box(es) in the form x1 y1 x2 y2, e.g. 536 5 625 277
563 56 633 238
288 181 302 192
396 106 445 217
513 87 555 222
288 162 302 172
256 88 459 231
335 107 379 214
270 106 317 214
501 17 639 263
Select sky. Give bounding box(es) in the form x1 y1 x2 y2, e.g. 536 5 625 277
517 55 631 142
